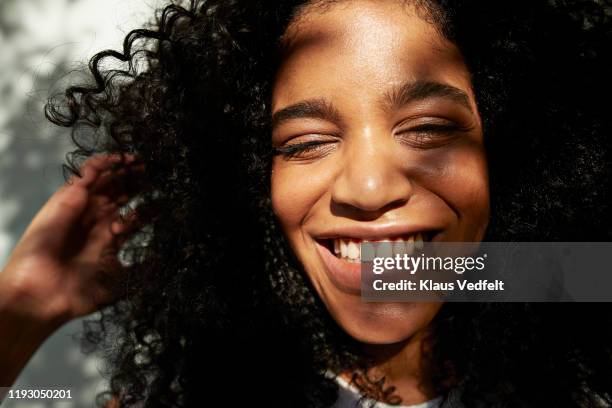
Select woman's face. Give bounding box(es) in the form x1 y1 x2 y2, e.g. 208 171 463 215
271 0 489 344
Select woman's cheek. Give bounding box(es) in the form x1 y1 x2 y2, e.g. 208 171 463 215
271 161 332 231
434 143 490 237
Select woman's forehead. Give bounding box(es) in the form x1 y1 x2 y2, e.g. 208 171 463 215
273 0 472 114
280 0 441 59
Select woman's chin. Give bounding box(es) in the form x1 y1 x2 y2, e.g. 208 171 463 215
328 300 443 345
343 325 418 345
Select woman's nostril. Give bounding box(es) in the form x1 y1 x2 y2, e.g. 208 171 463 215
330 197 409 221
330 169 414 216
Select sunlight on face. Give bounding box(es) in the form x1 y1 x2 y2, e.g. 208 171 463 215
271 0 489 344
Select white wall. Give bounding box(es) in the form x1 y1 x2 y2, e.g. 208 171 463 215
0 1 164 406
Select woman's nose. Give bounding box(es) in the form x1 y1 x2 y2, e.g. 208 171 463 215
331 132 413 218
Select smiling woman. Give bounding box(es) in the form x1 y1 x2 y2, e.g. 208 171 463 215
0 0 611 407
270 4 488 394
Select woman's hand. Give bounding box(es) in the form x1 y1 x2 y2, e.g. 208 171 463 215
0 153 143 387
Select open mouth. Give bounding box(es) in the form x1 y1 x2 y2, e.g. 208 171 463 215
314 230 440 293
318 231 436 264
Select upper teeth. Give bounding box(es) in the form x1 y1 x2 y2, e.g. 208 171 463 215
332 233 425 263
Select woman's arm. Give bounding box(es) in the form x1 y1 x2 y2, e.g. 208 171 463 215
0 154 141 387
0 276 64 387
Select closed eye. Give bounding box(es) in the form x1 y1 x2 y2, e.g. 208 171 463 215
273 138 338 160
395 123 465 149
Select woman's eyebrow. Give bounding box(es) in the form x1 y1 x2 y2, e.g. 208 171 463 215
382 80 473 113
271 98 341 129
271 81 472 128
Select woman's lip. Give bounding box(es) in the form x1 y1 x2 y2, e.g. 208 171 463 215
315 239 362 294
312 223 443 241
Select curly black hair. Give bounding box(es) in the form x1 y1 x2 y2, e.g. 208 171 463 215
45 0 612 407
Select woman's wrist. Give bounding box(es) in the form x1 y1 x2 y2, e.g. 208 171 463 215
0 257 74 325
0 269 68 387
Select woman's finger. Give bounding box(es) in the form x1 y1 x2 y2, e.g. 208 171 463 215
110 209 140 236
78 206 141 267
65 153 133 188
88 161 146 198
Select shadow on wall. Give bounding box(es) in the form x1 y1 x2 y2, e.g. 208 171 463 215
0 0 111 406
0 1 76 255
